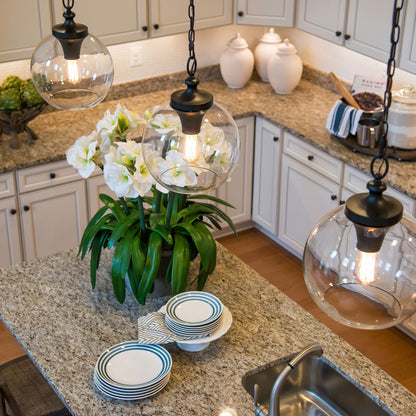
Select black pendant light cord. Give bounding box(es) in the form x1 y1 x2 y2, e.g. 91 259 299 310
186 0 197 78
371 0 404 180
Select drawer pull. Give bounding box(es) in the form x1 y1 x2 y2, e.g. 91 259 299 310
237 11 244 17
273 136 279 142
142 26 148 32
344 34 351 40
307 155 314 161
331 194 337 201
23 205 30 212
10 209 17 215
335 31 342 37
339 200 345 205
153 24 159 30
49 173 56 179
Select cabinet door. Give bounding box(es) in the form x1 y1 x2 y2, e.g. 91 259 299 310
0 197 22 267
296 0 347 45
345 0 394 62
87 174 117 219
0 0 51 63
217 117 254 227
252 118 282 234
149 0 232 38
279 154 340 255
19 181 88 260
236 0 295 27
52 0 148 45
399 0 416 74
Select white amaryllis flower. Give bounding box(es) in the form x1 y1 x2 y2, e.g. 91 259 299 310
151 113 182 135
66 131 99 178
117 140 143 160
138 146 169 194
199 121 225 148
159 150 197 188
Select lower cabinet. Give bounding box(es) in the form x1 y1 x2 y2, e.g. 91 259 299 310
0 197 22 267
19 181 88 260
252 118 282 234
278 154 340 255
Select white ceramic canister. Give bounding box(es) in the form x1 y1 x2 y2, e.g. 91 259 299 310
254 28 281 83
220 33 254 89
268 39 303 95
388 86 416 149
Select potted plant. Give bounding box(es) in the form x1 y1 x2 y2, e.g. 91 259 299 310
66 104 236 305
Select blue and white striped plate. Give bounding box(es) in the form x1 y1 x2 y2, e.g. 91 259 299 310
165 291 223 327
95 341 171 390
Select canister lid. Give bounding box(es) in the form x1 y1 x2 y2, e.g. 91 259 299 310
276 39 297 55
260 28 282 44
227 33 248 50
393 85 416 105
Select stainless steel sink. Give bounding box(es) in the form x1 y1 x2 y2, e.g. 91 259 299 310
242 352 395 416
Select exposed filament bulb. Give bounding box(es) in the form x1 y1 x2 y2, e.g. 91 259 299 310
355 250 377 285
183 134 200 163
67 59 80 84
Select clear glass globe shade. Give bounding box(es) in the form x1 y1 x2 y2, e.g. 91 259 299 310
31 34 113 110
141 101 240 195
303 204 416 329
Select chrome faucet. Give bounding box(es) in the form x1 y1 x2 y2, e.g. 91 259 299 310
253 343 323 416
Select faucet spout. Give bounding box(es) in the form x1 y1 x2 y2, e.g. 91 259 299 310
266 343 323 416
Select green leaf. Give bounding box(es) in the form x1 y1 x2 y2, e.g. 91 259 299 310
131 235 145 281
196 264 209 291
99 194 126 222
149 212 164 228
151 224 173 245
89 230 109 289
188 194 235 208
192 202 237 235
171 234 190 296
107 211 140 248
137 231 163 305
193 221 217 274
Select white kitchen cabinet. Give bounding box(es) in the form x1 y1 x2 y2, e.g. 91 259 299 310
296 0 395 63
252 118 282 234
86 173 116 219
19 180 88 260
0 197 22 267
217 117 254 231
236 0 295 27
399 0 416 74
0 0 52 63
149 0 232 38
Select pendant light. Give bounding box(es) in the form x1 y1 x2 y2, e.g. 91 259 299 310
303 0 416 330
31 0 113 110
141 0 240 195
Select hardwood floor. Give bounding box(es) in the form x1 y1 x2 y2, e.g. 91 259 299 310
1 227 415 396
218 228 416 396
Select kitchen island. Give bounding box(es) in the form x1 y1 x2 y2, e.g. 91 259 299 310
0 244 415 415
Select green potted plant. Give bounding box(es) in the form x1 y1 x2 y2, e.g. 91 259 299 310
66 104 236 305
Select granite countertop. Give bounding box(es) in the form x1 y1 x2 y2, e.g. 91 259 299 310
1 68 416 199
0 244 415 415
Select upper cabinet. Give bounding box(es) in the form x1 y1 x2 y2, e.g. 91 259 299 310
0 0 52 63
236 0 295 27
399 0 416 74
297 0 396 63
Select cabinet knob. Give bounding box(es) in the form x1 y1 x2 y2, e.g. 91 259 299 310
273 136 279 142
339 200 345 205
237 11 244 17
331 194 337 201
344 34 351 40
335 31 342 37
153 24 159 30
307 155 314 161
10 208 17 215
142 26 148 32
23 205 30 211
49 172 56 179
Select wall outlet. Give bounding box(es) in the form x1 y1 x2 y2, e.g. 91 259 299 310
129 46 142 67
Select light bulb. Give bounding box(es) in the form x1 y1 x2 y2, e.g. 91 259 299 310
67 59 80 84
182 134 200 163
354 251 377 285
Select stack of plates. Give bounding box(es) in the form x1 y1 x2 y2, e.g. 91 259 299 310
94 341 171 400
165 291 223 338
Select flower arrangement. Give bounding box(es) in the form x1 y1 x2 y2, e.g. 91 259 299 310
66 104 236 305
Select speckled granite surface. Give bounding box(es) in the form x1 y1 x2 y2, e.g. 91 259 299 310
1 66 415 199
0 245 415 415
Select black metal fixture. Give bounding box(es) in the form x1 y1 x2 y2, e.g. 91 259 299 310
303 0 416 330
31 0 113 110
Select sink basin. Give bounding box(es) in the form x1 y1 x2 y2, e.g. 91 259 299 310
242 354 394 416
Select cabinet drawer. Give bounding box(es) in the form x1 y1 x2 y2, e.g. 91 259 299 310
283 132 343 183
0 172 16 199
343 164 415 216
17 160 80 193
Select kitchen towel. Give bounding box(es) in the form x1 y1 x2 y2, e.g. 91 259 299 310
137 308 209 344
326 100 363 138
